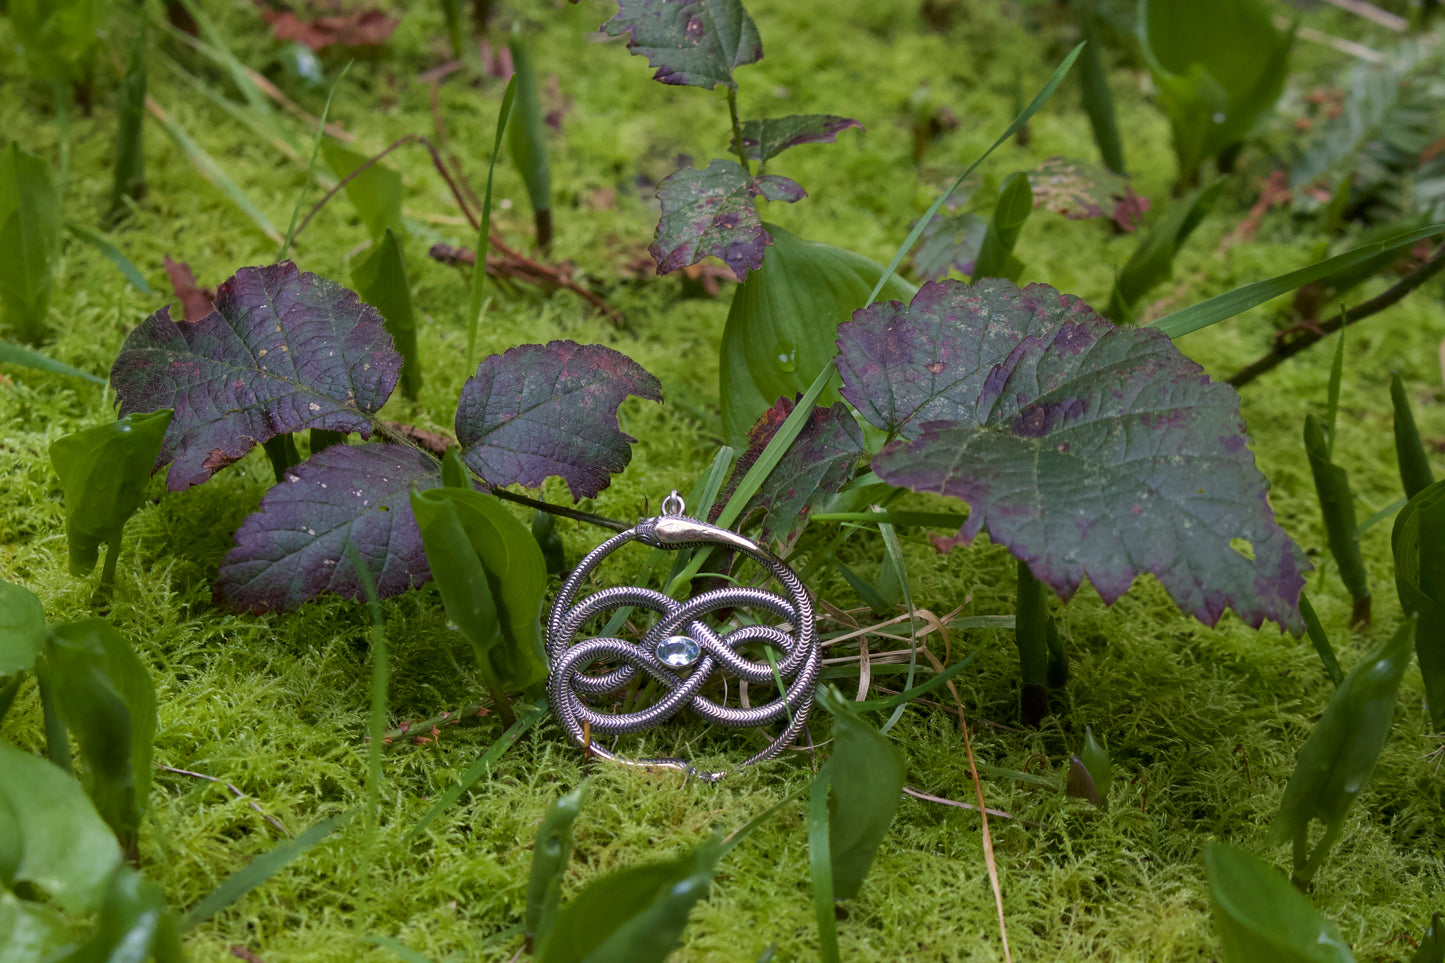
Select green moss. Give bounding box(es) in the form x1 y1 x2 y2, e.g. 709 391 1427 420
2 2 1444 961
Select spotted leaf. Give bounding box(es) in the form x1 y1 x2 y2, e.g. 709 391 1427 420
601 0 762 90
734 115 862 164
651 159 804 282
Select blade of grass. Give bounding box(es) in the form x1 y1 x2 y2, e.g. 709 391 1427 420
807 763 840 963
875 515 918 734
852 648 984 711
467 76 518 373
365 935 437 963
1298 591 1344 686
1154 222 1445 339
0 340 106 384
65 224 153 295
809 511 967 528
404 697 547 842
1325 319 1345 458
344 540 389 915
278 61 352 263
1358 496 1407 535
146 97 283 245
180 811 355 931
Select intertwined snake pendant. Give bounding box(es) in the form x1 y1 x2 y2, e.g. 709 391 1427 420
546 492 820 781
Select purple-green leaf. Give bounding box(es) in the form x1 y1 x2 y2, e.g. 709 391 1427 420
1027 157 1149 231
727 398 863 543
111 262 401 491
455 341 662 501
911 201 988 283
836 279 1307 630
601 0 762 90
214 443 440 613
651 160 804 282
734 115 863 164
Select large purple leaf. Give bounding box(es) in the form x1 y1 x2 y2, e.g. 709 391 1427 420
215 443 440 613
455 341 662 501
734 115 862 164
601 0 761 91
726 398 864 543
111 262 401 491
835 279 1307 631
651 159 804 282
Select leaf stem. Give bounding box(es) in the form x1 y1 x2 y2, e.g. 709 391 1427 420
1228 241 1445 387
488 487 629 532
727 88 751 176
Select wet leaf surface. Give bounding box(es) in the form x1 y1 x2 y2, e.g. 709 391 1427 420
836 278 1307 630
215 443 441 612
455 341 661 501
111 263 401 491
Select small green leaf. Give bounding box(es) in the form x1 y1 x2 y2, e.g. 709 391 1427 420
43 619 158 853
0 889 70 961
526 785 585 954
1106 180 1224 322
531 510 566 576
972 170 1033 283
410 487 549 692
1391 373 1435 500
816 686 905 900
66 865 184 963
539 838 723 963
1268 619 1415 887
49 410 172 584
1298 591 1344 687
0 142 62 344
0 741 122 915
322 141 406 246
1392 480 1445 731
441 445 471 490
1065 726 1112 809
1205 843 1355 963
1304 413 1371 624
353 229 421 400
719 223 914 444
0 578 47 675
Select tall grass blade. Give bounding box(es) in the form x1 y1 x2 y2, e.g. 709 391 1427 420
1079 4 1125 174
279 61 351 263
109 19 148 219
1391 373 1435 499
65 224 153 295
0 340 105 384
468 76 518 372
509 32 553 250
807 763 840 963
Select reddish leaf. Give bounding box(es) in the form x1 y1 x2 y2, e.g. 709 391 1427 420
455 341 662 501
726 397 864 543
835 279 1307 630
651 159 804 282
262 9 398 51
111 262 401 491
162 256 214 322
602 0 762 91
215 443 440 613
734 115 863 164
1027 158 1150 231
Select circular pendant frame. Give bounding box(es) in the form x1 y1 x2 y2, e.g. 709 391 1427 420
545 495 820 781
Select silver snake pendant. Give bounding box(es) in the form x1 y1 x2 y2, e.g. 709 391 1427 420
545 491 821 781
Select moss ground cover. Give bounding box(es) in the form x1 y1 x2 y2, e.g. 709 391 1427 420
2 1 1443 960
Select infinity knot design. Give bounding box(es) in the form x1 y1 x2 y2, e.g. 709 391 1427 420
545 501 820 781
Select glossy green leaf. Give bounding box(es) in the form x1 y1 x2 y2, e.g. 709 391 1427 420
0 143 62 344
0 577 47 676
181 811 354 932
807 763 840 963
539 838 723 963
718 223 915 443
49 410 172 585
1138 0 1293 181
1391 374 1435 500
1205 844 1355 963
0 889 70 962
109 19 147 219
63 865 184 963
0 741 122 915
1392 480 1445 730
7 0 111 85
1155 222 1445 339
1066 726 1112 809
1268 619 1414 887
972 171 1033 282
1304 414 1371 624
441 445 471 490
816 686 904 900
410 487 549 692
43 620 157 852
1412 913 1444 963
508 32 553 250
532 510 566 576
527 785 585 954
322 141 406 246
1106 180 1224 322
353 229 420 400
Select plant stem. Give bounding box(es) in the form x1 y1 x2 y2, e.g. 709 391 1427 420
727 88 751 176
488 487 629 532
1228 241 1445 388
1014 558 1065 726
99 538 121 594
